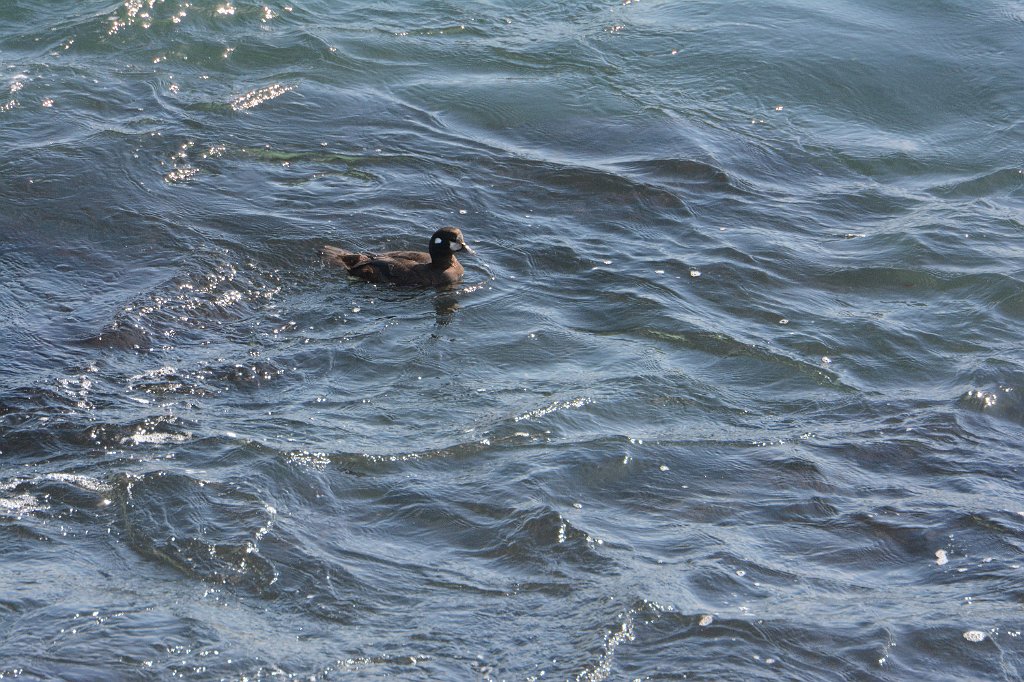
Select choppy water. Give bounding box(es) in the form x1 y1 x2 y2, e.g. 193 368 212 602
2 1 1023 679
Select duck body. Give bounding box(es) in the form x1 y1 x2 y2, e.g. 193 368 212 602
322 227 473 288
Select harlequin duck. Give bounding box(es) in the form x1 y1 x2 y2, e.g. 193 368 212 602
322 227 474 287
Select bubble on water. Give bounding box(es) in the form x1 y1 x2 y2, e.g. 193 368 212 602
165 166 198 183
698 614 713 626
231 83 293 111
963 630 986 643
935 549 949 565
514 397 590 422
963 389 997 408
0 490 49 517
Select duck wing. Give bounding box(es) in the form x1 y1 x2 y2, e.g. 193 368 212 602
322 245 367 269
323 246 430 267
323 245 457 286
377 250 431 264
323 246 424 284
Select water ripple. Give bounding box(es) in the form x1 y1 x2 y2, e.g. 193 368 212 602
2 0 1023 678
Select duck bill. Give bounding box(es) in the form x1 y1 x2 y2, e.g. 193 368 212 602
457 242 475 255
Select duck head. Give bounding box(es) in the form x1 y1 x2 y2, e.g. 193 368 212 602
428 227 475 264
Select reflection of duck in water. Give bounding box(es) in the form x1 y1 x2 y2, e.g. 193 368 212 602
322 227 474 287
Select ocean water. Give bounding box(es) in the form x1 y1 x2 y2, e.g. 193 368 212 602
2 0 1023 679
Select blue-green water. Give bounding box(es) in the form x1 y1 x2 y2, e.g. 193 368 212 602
2 1 1023 679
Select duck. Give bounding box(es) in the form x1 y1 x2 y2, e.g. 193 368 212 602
322 227 474 287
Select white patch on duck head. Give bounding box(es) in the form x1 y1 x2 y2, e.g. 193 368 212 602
434 237 444 245
449 241 463 251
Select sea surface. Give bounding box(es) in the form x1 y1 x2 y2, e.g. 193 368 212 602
2 1 1023 680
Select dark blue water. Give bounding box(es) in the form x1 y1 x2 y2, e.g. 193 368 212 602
2 1 1023 679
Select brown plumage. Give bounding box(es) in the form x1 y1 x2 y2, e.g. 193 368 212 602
322 227 474 287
